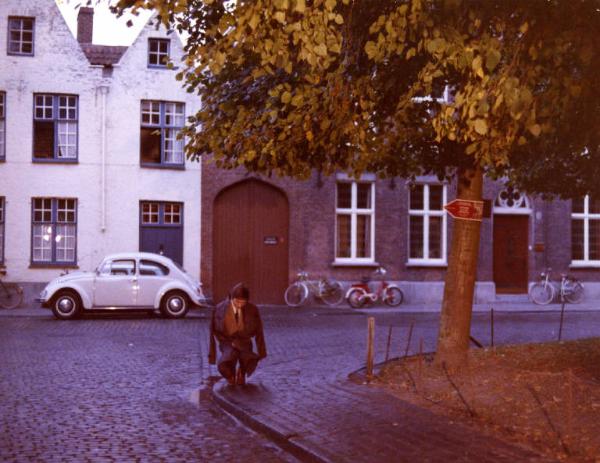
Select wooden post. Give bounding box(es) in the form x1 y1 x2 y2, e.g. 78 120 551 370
366 317 375 379
418 338 423 387
567 368 573 442
558 301 566 341
385 325 393 362
490 307 494 347
404 321 414 358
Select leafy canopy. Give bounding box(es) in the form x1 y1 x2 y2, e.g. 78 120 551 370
113 0 600 197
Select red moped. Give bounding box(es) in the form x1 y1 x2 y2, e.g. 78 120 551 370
345 267 404 308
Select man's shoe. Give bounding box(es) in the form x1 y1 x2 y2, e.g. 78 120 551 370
236 369 246 386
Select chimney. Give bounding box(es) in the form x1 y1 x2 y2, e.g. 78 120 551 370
77 7 94 43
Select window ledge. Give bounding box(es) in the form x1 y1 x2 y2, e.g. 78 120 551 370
140 163 185 170
7 52 34 57
147 65 179 70
406 261 447 268
331 260 379 267
570 262 600 269
29 263 79 269
33 158 78 164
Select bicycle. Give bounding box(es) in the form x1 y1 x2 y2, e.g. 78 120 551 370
346 267 404 308
0 267 24 309
529 268 584 305
284 271 344 307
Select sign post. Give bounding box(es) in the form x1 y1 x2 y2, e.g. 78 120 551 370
444 199 484 222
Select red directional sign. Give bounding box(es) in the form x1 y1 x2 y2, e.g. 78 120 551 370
444 199 484 221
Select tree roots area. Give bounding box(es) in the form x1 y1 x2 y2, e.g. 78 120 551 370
376 338 600 462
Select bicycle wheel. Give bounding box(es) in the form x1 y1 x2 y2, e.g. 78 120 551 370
383 287 404 307
565 281 584 304
320 281 344 306
284 282 309 307
529 282 554 305
0 283 24 309
347 288 367 308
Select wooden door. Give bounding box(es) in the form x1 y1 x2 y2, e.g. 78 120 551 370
493 215 529 293
213 179 289 304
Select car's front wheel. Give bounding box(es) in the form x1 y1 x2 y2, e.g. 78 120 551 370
51 290 82 320
160 291 189 319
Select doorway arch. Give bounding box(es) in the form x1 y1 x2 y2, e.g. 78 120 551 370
213 179 289 304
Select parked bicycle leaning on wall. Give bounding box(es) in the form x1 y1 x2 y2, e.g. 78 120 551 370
0 267 24 309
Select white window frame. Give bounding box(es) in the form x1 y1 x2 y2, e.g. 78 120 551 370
0 91 5 160
0 197 4 264
407 183 448 266
334 179 376 265
571 195 600 267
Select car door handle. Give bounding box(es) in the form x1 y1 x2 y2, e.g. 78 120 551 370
130 278 138 283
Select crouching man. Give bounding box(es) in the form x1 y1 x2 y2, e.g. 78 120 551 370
208 284 267 385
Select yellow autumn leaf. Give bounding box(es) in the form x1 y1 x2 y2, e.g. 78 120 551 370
274 11 286 24
281 91 292 104
294 0 306 13
291 94 304 106
520 22 529 34
248 13 260 30
314 43 328 57
365 41 378 59
306 130 314 141
474 119 488 135
528 124 541 137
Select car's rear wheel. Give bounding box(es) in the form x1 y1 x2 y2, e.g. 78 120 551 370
160 291 189 319
51 290 82 320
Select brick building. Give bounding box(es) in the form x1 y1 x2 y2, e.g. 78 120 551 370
0 0 201 301
201 161 600 305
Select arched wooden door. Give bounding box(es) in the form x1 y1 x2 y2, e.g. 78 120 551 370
213 179 289 304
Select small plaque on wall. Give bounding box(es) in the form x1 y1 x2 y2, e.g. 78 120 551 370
264 236 278 245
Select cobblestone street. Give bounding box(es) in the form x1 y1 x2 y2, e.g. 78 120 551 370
1 304 599 462
0 311 292 463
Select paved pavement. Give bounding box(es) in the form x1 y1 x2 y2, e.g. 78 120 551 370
211 303 600 463
1 302 599 462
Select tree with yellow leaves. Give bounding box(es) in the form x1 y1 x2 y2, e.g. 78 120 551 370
113 0 600 365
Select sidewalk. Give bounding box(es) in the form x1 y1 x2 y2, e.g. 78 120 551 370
211 366 552 463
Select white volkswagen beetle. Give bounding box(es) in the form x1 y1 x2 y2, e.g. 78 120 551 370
37 252 207 320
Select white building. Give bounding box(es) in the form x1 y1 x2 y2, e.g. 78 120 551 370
0 0 201 301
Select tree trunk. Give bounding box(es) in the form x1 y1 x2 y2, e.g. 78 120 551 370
436 166 484 368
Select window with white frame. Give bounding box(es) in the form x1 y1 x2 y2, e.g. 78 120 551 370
141 201 182 225
33 94 78 161
335 181 375 263
0 197 4 264
0 92 5 160
31 198 77 265
571 195 600 265
140 100 185 166
148 38 170 67
408 184 447 264
8 17 34 56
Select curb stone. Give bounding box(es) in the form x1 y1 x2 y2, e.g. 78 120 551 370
211 381 331 463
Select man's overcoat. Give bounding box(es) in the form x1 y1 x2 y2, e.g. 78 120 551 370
208 299 267 368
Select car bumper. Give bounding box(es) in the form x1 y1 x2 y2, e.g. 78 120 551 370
36 298 51 308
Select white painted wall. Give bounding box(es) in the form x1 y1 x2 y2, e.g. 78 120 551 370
0 0 202 285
